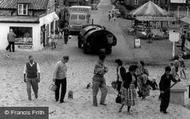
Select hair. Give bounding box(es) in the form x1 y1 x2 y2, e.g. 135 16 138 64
99 54 106 61
140 61 145 66
28 55 33 59
115 59 123 66
129 65 138 72
63 56 69 60
165 66 171 72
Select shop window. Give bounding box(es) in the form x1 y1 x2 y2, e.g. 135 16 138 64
18 4 28 15
71 14 77 20
10 27 33 49
79 15 85 20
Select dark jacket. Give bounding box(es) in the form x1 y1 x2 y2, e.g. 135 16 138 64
159 73 177 92
117 66 126 82
123 72 137 89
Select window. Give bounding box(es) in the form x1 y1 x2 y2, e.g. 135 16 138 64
71 14 77 20
79 15 85 20
134 0 138 5
18 4 28 15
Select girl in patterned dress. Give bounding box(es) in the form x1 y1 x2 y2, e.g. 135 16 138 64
119 65 138 113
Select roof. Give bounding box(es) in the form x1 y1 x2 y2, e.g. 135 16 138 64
130 1 169 17
0 16 39 23
181 16 190 24
0 0 49 10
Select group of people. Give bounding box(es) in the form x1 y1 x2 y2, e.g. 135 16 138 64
108 10 116 22
23 54 182 114
23 55 69 103
48 27 70 49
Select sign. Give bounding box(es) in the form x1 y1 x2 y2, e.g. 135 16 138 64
134 39 141 48
169 30 180 42
170 0 186 3
18 45 32 49
136 16 176 21
69 7 91 13
185 40 190 50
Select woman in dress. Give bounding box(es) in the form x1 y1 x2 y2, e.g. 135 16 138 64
119 65 138 113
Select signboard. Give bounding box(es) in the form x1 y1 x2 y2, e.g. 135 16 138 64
69 6 91 13
136 16 176 21
17 45 32 49
169 30 180 42
170 0 186 3
134 39 141 48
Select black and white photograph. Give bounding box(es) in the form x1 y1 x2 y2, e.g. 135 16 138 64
0 0 190 119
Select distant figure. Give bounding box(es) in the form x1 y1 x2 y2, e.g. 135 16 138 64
64 25 69 44
53 56 69 103
108 11 112 22
159 66 179 114
23 55 40 101
6 28 16 52
181 31 186 51
178 54 186 79
92 54 108 106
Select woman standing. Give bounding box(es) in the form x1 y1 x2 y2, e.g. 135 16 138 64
119 65 138 113
115 59 126 94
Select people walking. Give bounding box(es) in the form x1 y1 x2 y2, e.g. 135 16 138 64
53 56 69 103
115 59 126 94
23 55 40 101
92 54 108 106
6 28 16 52
159 66 179 114
119 65 138 113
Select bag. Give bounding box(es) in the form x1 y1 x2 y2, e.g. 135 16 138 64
115 94 122 103
49 83 57 91
111 81 117 89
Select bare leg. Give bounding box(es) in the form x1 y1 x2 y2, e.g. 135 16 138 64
119 104 124 112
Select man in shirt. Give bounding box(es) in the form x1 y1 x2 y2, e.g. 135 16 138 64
6 28 16 52
53 56 69 103
24 55 40 101
159 66 179 114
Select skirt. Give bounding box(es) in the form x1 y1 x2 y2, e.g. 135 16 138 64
121 84 137 106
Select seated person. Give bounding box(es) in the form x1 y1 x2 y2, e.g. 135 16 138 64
149 79 158 90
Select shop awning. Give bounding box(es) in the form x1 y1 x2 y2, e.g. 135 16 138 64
180 16 190 24
0 16 39 23
40 12 59 25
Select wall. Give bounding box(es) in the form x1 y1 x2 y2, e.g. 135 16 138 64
0 23 42 51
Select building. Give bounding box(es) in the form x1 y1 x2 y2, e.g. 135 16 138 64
0 0 59 51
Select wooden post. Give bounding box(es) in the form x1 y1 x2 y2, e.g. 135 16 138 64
172 41 175 58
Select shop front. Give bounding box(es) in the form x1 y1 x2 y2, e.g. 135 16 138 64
0 12 59 51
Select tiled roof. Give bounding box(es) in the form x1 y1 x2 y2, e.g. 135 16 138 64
0 0 49 10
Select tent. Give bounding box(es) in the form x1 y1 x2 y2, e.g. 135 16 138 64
130 1 175 21
181 16 190 24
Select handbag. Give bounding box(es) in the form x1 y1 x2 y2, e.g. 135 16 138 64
49 83 57 91
115 94 122 104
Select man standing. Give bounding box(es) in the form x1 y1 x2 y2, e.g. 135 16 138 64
53 56 69 103
6 28 16 52
24 55 40 101
92 54 108 106
159 66 179 114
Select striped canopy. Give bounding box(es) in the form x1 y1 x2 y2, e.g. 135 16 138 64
130 1 169 17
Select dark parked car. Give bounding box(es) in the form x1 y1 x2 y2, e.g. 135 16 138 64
78 24 117 54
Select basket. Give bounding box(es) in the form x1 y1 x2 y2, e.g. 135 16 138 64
49 83 57 91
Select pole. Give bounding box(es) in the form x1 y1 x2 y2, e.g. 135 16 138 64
178 6 180 18
172 41 175 58
187 6 189 16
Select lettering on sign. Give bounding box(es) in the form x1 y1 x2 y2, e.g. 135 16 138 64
69 8 90 13
18 45 32 49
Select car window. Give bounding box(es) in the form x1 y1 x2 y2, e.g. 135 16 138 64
79 15 85 20
71 14 77 20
